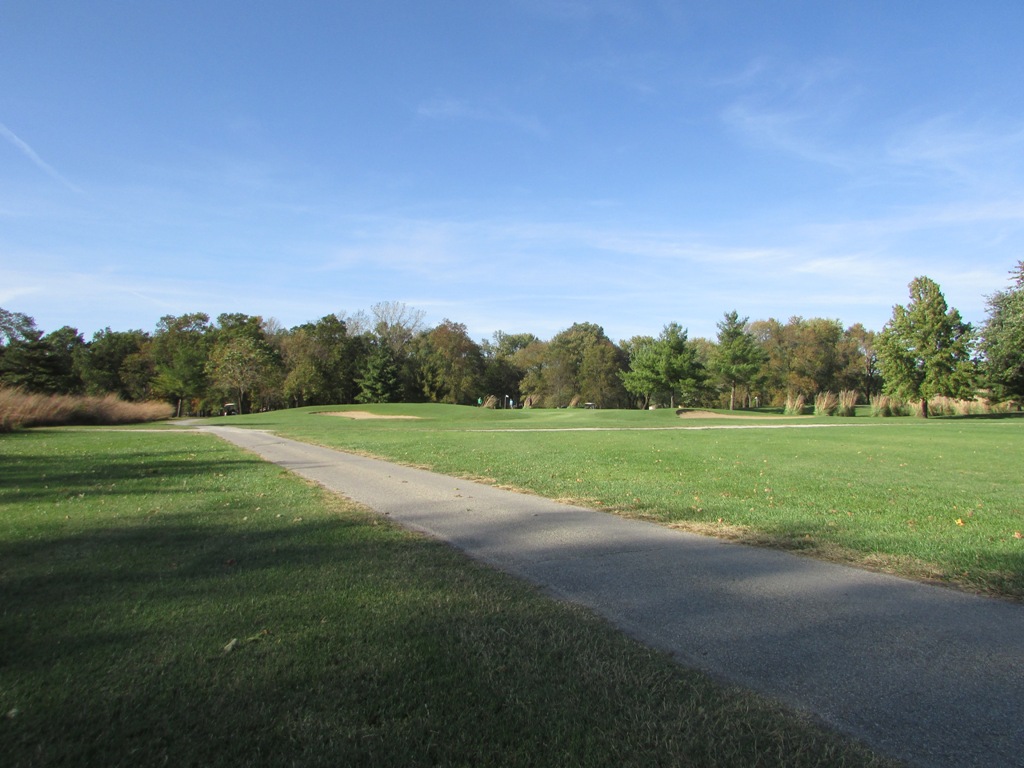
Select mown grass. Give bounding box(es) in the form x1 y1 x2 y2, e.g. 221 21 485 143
217 404 1024 599
0 428 900 767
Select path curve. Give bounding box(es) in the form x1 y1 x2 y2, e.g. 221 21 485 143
200 425 1022 768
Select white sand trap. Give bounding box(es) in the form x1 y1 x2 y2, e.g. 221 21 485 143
676 409 809 420
320 411 421 420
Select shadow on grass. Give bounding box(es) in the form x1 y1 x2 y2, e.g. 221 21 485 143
942 410 1024 420
0 502 905 766
0 514 526 766
1 428 910 767
1 446 257 503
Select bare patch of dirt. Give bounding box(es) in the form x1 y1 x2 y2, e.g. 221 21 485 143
318 411 421 421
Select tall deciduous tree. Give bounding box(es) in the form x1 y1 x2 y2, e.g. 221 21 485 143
521 322 626 407
512 339 549 407
209 313 285 410
480 331 537 404
419 320 483 404
370 301 426 352
842 323 882 399
877 276 975 417
281 314 365 407
749 317 866 404
41 326 86 394
75 328 151 399
579 340 627 408
206 335 278 414
151 313 213 417
0 308 38 348
0 311 85 394
709 311 766 410
980 261 1024 405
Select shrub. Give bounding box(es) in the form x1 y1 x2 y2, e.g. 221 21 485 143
0 388 173 432
813 391 839 416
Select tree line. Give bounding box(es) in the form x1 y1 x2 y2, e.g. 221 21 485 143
2 266 1022 417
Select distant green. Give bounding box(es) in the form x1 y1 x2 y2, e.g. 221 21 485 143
0 428 896 767
226 403 1024 598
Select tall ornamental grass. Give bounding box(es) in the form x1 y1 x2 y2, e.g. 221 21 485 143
813 391 839 416
0 387 172 431
784 393 806 415
926 396 995 417
871 395 1012 418
837 390 859 417
869 394 906 417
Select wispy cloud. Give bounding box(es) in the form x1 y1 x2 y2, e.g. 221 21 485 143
416 98 548 137
885 116 1024 187
721 101 856 170
0 123 83 193
717 57 864 171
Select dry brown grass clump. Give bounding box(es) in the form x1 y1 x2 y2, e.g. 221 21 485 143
784 393 806 415
813 391 839 416
837 390 859 417
869 394 907 417
926 395 995 417
0 388 173 432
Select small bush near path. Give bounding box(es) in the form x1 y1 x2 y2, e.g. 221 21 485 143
0 429 897 768
0 387 172 431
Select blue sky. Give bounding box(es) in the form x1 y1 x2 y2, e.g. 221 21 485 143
3 1 1024 344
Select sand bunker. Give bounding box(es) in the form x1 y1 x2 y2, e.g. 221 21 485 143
320 411 421 420
675 409 786 421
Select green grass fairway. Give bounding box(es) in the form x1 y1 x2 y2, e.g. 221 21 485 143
0 429 897 767
214 404 1024 599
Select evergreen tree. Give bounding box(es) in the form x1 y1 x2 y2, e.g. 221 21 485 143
980 261 1024 405
620 323 706 408
709 311 766 410
356 343 402 404
877 276 975 417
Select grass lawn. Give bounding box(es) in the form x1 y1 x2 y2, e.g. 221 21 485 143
218 403 1024 599
0 428 898 767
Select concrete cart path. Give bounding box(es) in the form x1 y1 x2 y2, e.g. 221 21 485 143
201 426 1023 768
